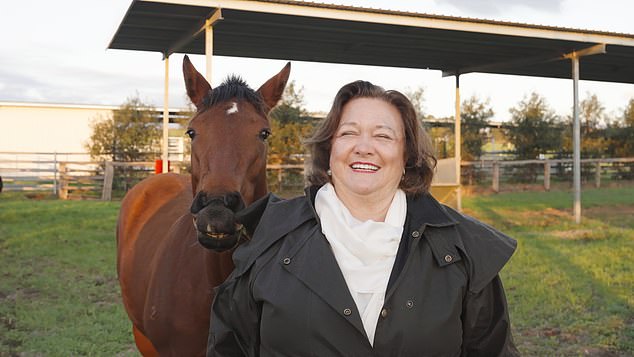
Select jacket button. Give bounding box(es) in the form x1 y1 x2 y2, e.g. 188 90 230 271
282 257 291 265
411 231 420 238
444 254 453 263
343 308 352 316
406 300 414 309
380 308 388 318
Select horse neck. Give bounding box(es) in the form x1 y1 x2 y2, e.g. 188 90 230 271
251 163 269 203
205 250 235 286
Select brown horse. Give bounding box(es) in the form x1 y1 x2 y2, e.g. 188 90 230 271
117 56 290 356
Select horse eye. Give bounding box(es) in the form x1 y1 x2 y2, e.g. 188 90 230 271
259 129 271 141
186 129 196 139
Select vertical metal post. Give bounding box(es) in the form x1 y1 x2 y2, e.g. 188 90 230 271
544 161 551 191
163 55 170 173
53 151 58 195
572 55 581 224
455 75 462 211
205 19 214 83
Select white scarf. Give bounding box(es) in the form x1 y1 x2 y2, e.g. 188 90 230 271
315 183 406 345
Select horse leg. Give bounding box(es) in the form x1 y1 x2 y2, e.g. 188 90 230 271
133 325 159 357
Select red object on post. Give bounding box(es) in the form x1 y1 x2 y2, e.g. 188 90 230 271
155 160 170 174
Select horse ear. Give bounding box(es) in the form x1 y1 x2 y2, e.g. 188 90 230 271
257 62 291 112
183 55 212 110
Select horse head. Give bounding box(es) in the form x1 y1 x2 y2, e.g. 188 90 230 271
182 55 290 251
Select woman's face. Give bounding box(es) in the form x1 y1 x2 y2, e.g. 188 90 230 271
329 97 406 200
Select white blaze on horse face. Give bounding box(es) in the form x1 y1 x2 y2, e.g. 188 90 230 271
226 102 239 115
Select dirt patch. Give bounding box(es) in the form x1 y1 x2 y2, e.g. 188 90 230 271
583 205 634 229
551 229 610 241
502 207 570 227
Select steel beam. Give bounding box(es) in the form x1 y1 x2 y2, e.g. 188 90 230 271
162 55 170 173
571 55 581 223
443 43 606 77
163 9 223 59
455 74 462 211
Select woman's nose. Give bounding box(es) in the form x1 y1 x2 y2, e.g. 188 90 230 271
353 135 374 155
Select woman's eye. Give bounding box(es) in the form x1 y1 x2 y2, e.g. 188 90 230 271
259 129 272 141
186 129 196 139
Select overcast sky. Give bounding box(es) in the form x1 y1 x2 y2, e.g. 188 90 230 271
1 0 633 121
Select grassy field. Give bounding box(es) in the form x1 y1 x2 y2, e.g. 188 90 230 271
0 187 632 356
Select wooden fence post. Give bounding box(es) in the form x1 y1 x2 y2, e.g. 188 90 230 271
492 161 500 193
58 163 68 200
102 162 114 201
544 161 551 191
595 161 601 188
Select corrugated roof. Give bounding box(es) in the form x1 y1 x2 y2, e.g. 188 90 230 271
108 0 634 84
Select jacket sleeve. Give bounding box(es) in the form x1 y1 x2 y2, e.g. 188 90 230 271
461 275 519 357
207 270 260 357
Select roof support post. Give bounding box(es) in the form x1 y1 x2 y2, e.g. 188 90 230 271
571 55 581 224
205 17 214 83
162 55 170 173
562 44 605 224
454 74 462 211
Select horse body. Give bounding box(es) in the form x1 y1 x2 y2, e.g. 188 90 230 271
117 57 290 356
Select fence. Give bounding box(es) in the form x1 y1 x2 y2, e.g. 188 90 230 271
462 157 634 192
2 152 633 199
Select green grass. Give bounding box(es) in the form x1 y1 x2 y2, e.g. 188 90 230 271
0 193 135 356
463 187 634 356
0 187 632 356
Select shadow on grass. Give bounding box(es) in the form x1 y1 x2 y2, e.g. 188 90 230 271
525 235 633 353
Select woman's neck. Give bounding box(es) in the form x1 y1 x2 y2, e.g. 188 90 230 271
333 187 397 222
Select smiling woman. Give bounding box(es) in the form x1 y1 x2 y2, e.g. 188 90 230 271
208 80 519 356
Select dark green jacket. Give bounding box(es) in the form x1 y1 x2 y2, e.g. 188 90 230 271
208 188 519 357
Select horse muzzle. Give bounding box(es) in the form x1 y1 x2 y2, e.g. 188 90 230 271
193 217 245 251
190 191 246 252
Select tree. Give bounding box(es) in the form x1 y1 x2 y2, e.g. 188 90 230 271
85 95 160 162
461 95 493 161
268 81 314 165
507 92 563 160
562 93 610 158
611 98 634 157
404 87 426 121
269 80 308 125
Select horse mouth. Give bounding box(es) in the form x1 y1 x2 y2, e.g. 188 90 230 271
204 224 244 240
193 218 244 251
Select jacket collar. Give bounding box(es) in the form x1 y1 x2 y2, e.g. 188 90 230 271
405 192 458 229
306 186 457 229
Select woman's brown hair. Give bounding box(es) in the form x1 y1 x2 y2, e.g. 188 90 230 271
305 80 437 195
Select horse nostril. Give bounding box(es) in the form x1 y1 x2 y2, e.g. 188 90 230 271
224 192 245 212
190 192 208 214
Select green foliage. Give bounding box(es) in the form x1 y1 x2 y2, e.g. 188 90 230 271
611 98 634 157
562 93 612 159
268 81 315 165
85 95 160 162
507 92 563 160
461 95 494 161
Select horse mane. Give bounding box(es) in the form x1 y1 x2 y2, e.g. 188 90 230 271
201 75 268 114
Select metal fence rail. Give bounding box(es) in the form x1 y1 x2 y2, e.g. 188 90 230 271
1 152 633 199
462 157 634 192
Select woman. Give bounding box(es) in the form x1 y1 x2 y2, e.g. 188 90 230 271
208 81 518 356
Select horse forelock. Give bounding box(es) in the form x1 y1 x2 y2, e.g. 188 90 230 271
200 75 268 116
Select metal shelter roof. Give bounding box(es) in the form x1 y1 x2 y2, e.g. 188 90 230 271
108 0 634 84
